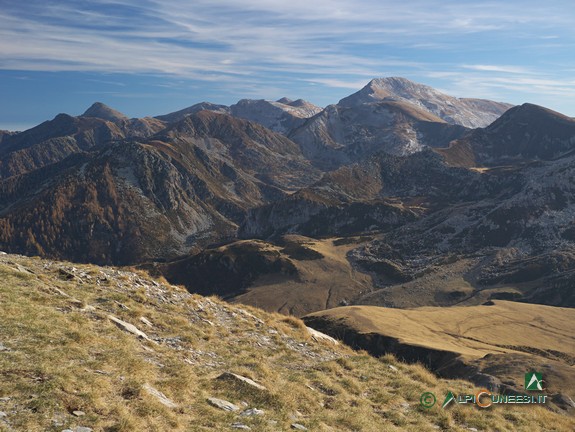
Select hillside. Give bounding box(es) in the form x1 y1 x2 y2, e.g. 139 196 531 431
238 122 575 311
347 146 575 310
0 114 125 179
156 98 322 134
153 235 374 316
240 149 485 240
1 253 574 431
304 302 575 414
0 112 321 265
0 104 166 180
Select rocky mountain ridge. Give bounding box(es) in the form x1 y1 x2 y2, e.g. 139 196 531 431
439 103 575 167
156 97 322 134
0 77 515 266
0 109 325 264
287 100 469 169
234 104 575 312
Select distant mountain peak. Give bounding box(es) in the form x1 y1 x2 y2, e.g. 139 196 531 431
155 102 229 123
288 99 315 108
368 76 420 88
507 102 571 120
440 101 575 167
486 103 574 133
81 102 128 122
228 98 322 133
367 77 437 97
339 77 512 128
340 77 444 107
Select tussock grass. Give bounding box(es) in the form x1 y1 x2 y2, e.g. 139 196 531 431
0 256 573 431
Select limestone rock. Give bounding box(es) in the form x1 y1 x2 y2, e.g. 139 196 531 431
291 423 308 430
108 315 153 342
58 268 76 278
15 263 34 274
207 397 240 412
240 408 264 416
143 384 177 409
306 327 339 345
140 317 153 328
216 372 267 391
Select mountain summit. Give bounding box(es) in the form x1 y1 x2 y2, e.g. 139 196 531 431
339 77 437 105
339 77 513 128
81 102 129 122
440 102 575 166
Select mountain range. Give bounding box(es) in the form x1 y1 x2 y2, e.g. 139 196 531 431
4 76 575 310
2 78 574 288
0 77 511 263
3 77 575 419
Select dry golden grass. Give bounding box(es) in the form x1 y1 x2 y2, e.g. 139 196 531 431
306 303 575 411
307 302 575 358
0 255 573 431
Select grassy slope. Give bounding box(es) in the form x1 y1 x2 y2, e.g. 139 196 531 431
159 235 373 317
0 254 573 431
306 302 575 358
231 236 373 315
305 303 575 404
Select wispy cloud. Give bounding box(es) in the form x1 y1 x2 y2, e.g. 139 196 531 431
302 78 374 89
426 67 575 113
0 1 570 75
462 65 535 75
1 0 575 113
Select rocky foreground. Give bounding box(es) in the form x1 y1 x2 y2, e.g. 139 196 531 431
1 253 574 431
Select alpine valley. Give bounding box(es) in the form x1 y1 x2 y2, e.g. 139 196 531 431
2 78 575 428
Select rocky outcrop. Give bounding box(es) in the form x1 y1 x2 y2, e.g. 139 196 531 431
230 98 322 134
289 100 469 169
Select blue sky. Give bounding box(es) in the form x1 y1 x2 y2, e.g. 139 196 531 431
1 0 575 130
